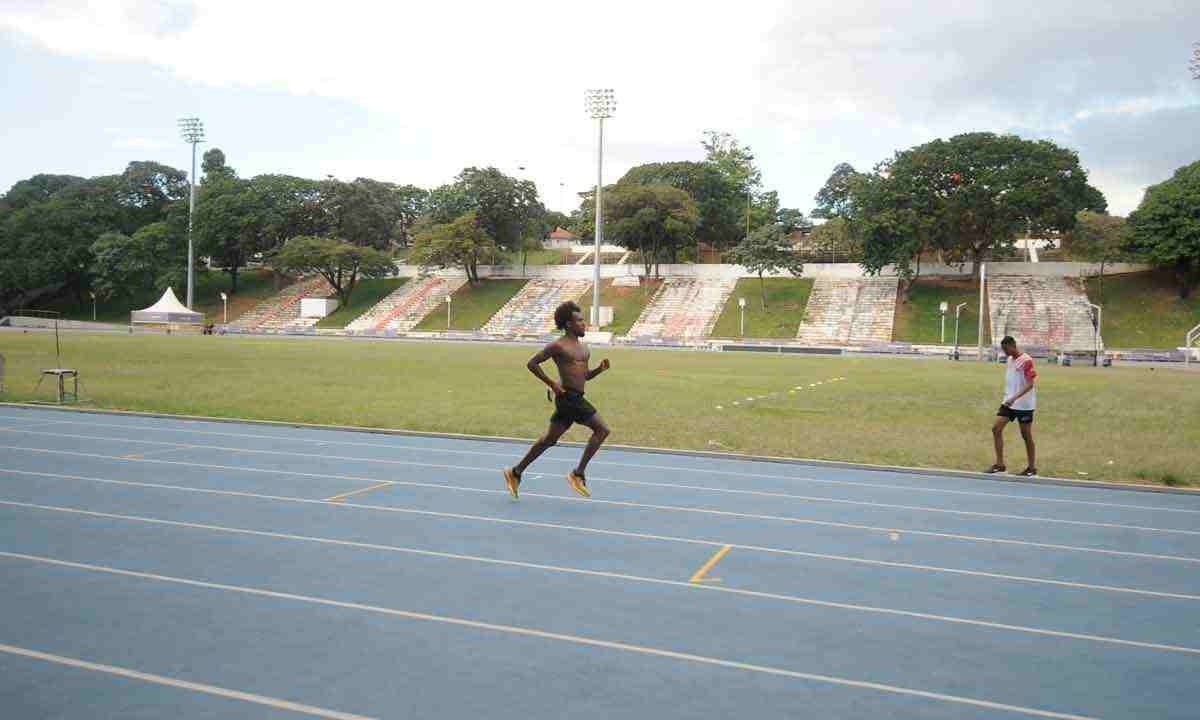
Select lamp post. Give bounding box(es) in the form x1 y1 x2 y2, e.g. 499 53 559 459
446 294 452 330
219 292 228 324
939 301 948 344
89 291 96 322
738 297 746 337
585 89 615 327
1087 302 1102 366
953 302 967 360
178 117 205 309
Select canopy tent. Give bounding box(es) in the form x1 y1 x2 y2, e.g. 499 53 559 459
130 287 203 325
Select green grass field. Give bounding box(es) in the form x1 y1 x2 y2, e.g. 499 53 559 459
412 279 526 332
315 278 408 329
33 268 280 325
1085 271 1200 349
2 332 1195 486
892 277 983 346
711 279 814 338
578 279 663 335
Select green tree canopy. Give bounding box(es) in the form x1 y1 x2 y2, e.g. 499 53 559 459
725 224 804 309
428 167 543 252
602 184 699 277
1064 210 1132 300
813 163 861 219
409 212 496 283
895 132 1105 274
89 221 185 301
1129 160 1200 298
618 161 741 249
271 235 394 306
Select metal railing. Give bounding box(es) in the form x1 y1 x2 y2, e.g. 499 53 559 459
1186 322 1200 368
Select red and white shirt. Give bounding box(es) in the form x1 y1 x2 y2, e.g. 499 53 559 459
1004 353 1038 411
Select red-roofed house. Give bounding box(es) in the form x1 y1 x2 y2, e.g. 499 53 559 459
543 226 577 249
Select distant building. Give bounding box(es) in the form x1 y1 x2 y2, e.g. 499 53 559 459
543 226 577 249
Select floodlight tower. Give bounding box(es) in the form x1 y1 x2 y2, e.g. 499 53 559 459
585 89 615 327
178 117 205 309
1191 42 1200 79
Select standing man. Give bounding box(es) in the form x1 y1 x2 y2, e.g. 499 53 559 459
503 301 611 499
987 336 1037 477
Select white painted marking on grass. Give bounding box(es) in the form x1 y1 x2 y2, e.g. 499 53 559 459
7 412 1195 516
0 550 1099 719
0 642 374 720
11 499 1195 654
8 432 1197 538
2 467 1198 599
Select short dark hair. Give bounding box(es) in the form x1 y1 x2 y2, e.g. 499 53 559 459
554 301 582 330
1000 336 1017 347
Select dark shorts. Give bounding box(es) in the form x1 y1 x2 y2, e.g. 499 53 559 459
552 390 598 426
997 405 1035 424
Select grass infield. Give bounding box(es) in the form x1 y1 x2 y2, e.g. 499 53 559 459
711 278 814 338
1 332 1195 486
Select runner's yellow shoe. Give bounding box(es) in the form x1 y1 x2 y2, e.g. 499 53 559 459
567 470 591 498
503 468 520 499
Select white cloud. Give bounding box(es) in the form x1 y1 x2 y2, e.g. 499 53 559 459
2 0 1198 215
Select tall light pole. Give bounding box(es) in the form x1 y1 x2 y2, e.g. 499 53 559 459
586 89 615 327
178 117 205 309
1190 42 1200 79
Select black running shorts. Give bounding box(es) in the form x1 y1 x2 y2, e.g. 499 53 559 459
552 390 598 426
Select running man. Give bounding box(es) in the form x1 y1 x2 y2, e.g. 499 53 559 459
988 335 1037 477
503 301 610 499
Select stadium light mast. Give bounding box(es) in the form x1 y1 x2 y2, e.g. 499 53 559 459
178 117 205 309
586 89 615 327
1191 42 1200 79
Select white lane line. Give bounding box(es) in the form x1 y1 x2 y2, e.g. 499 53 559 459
3 444 1199 564
0 550 1097 720
2 467 1197 600
3 413 1195 515
0 643 374 720
5 431 1197 537
5 498 1197 656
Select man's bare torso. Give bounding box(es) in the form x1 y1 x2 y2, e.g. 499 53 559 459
552 337 590 392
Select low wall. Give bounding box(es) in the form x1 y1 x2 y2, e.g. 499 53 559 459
392 261 1151 281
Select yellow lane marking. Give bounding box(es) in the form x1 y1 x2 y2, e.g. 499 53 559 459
689 544 731 584
123 446 187 460
325 481 396 503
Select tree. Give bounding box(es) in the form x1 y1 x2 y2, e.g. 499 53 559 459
543 210 571 232
409 212 496 283
813 163 861 219
702 130 761 192
271 235 394 306
725 224 803 309
889 133 1106 275
89 221 185 301
0 177 124 311
0 174 85 214
193 172 258 293
776 208 809 233
428 167 543 252
1129 160 1200 298
618 161 742 249
114 161 189 233
702 131 762 242
1064 211 1131 301
806 217 861 262
853 167 938 302
600 184 699 277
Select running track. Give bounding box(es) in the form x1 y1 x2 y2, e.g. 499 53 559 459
1 405 1198 719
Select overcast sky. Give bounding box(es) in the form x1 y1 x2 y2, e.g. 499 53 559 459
2 0 1198 215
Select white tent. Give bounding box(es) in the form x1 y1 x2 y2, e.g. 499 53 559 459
130 287 203 325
